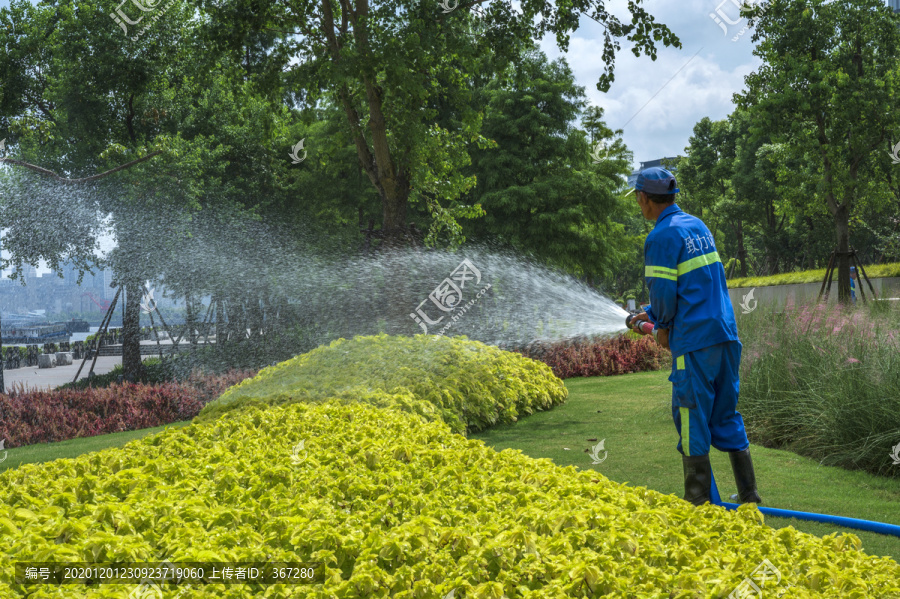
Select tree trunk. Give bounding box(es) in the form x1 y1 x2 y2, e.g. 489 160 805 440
817 110 853 305
360 219 418 337
122 280 143 381
732 219 749 278
764 200 780 275
833 203 851 304
805 217 816 269
765 252 779 276
381 186 410 248
185 289 198 348
0 314 5 394
224 297 239 344
215 295 224 347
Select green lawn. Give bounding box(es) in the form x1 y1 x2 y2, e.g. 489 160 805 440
471 370 900 564
0 421 193 472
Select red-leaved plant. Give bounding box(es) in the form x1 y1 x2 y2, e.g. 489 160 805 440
0 370 255 448
514 335 668 379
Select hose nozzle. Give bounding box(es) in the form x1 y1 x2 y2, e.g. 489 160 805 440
626 313 656 337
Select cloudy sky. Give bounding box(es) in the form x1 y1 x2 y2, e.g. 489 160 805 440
536 0 765 168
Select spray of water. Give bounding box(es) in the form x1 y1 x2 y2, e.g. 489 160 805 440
0 170 631 356
284 245 631 350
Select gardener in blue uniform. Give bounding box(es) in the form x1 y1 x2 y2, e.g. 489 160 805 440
850 266 857 305
629 167 762 506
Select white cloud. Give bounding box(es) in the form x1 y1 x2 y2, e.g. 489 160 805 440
537 0 768 169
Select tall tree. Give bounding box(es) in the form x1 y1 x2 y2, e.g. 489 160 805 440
460 48 631 280
736 0 900 302
677 117 748 275
0 0 195 379
199 0 680 246
0 0 296 377
732 120 793 276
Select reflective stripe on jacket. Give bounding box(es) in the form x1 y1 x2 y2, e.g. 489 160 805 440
643 203 739 357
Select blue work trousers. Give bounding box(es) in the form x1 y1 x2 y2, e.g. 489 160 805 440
670 340 750 456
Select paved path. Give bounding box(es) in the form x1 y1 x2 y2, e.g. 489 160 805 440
3 356 126 392
2 338 199 392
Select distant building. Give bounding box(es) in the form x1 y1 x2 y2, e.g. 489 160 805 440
0 257 126 316
19 265 38 280
628 157 682 188
103 269 115 299
59 261 103 287
891 0 900 12
62 263 78 285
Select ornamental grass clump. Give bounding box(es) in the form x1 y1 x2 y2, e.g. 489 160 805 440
196 334 568 434
739 299 900 477
2 401 898 598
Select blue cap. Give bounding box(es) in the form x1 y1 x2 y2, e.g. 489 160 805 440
850 266 856 272
635 167 679 194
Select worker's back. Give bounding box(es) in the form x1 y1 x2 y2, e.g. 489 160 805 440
644 204 739 357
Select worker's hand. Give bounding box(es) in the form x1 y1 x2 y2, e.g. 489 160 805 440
657 327 670 350
631 311 649 324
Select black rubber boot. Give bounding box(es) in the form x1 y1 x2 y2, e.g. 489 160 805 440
682 453 712 506
729 447 762 504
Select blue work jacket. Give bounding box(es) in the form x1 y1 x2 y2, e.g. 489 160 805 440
643 204 739 358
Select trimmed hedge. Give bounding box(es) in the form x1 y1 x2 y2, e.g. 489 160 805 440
0 347 28 360
2 401 898 598
196 334 568 434
728 261 900 289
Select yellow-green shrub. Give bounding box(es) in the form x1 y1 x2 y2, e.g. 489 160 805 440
196 334 568 434
2 402 898 598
